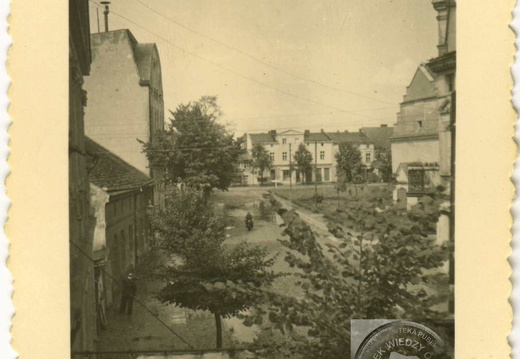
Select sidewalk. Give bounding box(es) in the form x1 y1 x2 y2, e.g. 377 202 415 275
95 278 233 352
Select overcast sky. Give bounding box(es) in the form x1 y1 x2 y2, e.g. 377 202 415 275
88 0 438 135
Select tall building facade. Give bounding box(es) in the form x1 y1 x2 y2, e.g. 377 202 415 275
84 29 166 208
69 0 97 352
428 0 456 313
390 0 456 211
86 137 155 315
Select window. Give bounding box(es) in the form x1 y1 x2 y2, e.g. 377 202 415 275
366 153 372 163
282 152 288 161
418 120 423 128
320 151 325 160
283 170 290 181
270 152 275 161
282 138 287 144
409 169 426 193
321 143 324 146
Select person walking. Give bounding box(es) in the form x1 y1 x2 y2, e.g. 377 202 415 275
119 272 137 315
245 211 254 231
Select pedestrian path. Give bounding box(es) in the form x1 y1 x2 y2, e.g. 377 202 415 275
270 193 338 242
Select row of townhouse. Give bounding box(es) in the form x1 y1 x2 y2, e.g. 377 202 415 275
236 128 388 186
69 1 166 352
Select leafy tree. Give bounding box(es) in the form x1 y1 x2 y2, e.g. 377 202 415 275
251 144 273 185
245 188 451 358
335 142 362 183
157 241 275 348
141 96 242 199
150 188 275 348
150 187 225 254
293 143 313 184
375 146 393 182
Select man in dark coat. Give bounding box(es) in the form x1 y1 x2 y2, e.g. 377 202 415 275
119 272 137 315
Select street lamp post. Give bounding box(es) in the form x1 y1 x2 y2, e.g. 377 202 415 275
289 143 292 190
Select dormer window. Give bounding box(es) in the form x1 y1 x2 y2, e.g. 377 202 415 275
282 138 287 144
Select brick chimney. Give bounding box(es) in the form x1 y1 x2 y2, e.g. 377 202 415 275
380 124 388 128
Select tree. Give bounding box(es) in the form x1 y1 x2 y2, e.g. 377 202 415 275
157 240 275 348
150 187 225 254
335 142 362 183
141 96 242 199
293 143 313 184
251 144 273 185
375 146 393 182
245 188 452 358
150 188 275 348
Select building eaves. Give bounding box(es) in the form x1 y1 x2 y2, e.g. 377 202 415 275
85 137 154 192
249 133 277 144
304 132 331 142
390 131 439 142
325 131 372 145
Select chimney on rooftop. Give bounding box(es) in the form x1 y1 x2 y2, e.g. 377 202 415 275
380 124 388 128
304 130 310 135
101 1 111 32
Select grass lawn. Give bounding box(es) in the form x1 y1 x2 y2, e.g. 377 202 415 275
273 183 393 220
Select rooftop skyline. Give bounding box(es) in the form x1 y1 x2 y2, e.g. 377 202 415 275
88 0 438 134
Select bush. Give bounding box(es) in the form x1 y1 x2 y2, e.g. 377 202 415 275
367 172 380 183
310 194 324 203
353 174 365 184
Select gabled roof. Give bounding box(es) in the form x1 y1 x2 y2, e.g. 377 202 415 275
360 126 394 150
278 129 304 135
402 64 438 103
304 132 331 142
85 137 154 192
249 133 277 144
325 131 372 145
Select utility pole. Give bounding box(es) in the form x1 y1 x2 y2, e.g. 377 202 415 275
314 141 318 210
289 143 292 190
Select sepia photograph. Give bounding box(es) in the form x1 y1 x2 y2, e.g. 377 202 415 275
69 1 456 358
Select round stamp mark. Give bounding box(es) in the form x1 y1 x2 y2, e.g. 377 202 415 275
354 320 446 359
